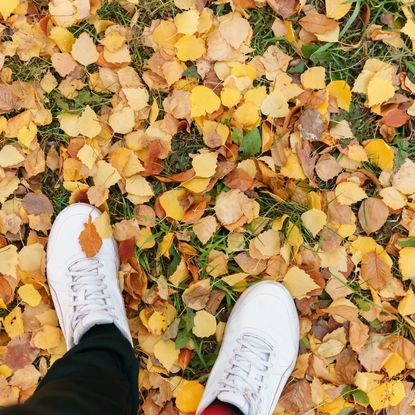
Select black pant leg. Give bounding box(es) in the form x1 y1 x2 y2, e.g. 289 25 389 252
0 324 139 415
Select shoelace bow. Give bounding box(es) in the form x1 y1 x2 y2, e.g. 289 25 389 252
67 258 113 331
219 334 273 412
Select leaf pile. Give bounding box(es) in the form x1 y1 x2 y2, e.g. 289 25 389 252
0 0 415 413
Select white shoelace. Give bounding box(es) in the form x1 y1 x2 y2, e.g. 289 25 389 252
66 258 113 331
219 334 273 413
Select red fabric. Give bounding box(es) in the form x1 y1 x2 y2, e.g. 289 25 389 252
201 401 240 415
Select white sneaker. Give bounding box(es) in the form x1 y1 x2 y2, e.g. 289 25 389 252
196 281 299 415
47 203 132 349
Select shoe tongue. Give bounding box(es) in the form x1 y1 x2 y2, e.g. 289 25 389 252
217 391 249 415
73 312 114 345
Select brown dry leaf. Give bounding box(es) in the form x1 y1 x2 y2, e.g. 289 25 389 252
358 197 389 234
299 109 325 142
79 215 103 258
87 185 109 207
361 251 392 290
279 380 313 414
4 334 39 370
193 216 217 245
299 12 338 35
182 279 211 310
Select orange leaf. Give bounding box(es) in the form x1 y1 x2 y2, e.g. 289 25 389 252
178 348 193 370
79 215 102 258
381 108 410 128
233 0 256 9
118 239 135 263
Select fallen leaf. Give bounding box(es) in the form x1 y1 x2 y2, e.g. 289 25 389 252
283 266 320 298
358 198 389 234
361 251 392 290
192 310 216 338
79 215 103 258
175 381 204 413
71 32 99 66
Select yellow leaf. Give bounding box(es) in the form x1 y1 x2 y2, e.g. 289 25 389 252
71 32 99 66
401 19 415 40
159 232 174 258
0 145 24 168
168 257 190 286
0 0 19 19
175 381 204 413
18 243 45 273
301 209 327 237
192 310 217 338
4 306 24 339
148 311 168 335
175 35 205 61
367 380 405 411
108 106 135 134
220 87 241 107
335 181 367 205
77 144 98 169
320 397 353 415
327 80 352 111
364 139 394 171
0 365 13 378
78 106 102 138
261 90 289 118
250 229 280 259
153 20 178 48
190 85 221 117
231 63 257 80
94 160 121 188
383 352 405 378
392 160 415 195
316 24 340 43
399 247 415 280
59 113 80 137
17 284 42 307
283 266 319 298
380 187 406 210
125 175 154 198
221 272 248 287
93 211 112 239
17 122 37 147
233 102 260 129
0 245 18 279
301 67 326 90
348 144 368 162
326 0 352 20
286 222 304 248
153 339 179 371
0 176 19 204
181 177 210 193
280 153 306 180
136 227 155 250
192 152 218 178
49 27 75 53
367 76 395 107
159 188 187 221
398 290 415 316
174 9 200 35
34 325 64 350
123 88 149 112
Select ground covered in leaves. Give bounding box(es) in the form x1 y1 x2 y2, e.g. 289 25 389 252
1 0 415 413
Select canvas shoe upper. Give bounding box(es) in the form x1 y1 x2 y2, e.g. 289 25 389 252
196 281 299 415
47 203 132 349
